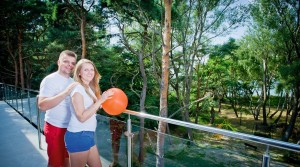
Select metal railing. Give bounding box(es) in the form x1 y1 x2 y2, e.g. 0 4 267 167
124 110 300 153
1 83 299 167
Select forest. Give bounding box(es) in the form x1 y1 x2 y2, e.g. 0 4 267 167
0 0 299 162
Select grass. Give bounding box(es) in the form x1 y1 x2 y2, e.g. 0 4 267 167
136 101 300 166
215 103 299 142
188 103 300 166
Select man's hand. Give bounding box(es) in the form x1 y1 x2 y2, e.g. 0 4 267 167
64 82 79 95
38 82 79 111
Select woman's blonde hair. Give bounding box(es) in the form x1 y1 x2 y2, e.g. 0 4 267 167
73 59 101 102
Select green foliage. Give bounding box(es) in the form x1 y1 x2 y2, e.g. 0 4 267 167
218 119 237 131
101 0 161 23
197 113 211 124
279 61 300 86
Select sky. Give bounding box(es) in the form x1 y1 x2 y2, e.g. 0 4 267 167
108 24 248 46
210 0 252 45
108 0 251 46
211 26 247 45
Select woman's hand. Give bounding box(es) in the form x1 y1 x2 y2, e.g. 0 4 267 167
99 89 114 106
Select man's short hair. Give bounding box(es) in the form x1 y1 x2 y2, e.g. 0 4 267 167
59 50 77 59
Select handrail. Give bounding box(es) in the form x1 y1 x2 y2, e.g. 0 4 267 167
125 109 300 153
0 83 39 93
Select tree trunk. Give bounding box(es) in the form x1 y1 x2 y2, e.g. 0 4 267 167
232 86 239 118
285 92 293 124
210 107 215 124
17 28 25 89
270 91 284 119
6 35 18 87
229 98 239 118
282 86 300 141
274 105 284 124
156 1 171 166
218 98 222 113
81 15 87 58
262 59 268 125
66 0 94 59
252 95 262 120
138 50 147 164
115 8 151 165
195 65 201 124
25 60 33 89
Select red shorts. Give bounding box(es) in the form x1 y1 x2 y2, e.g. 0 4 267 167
44 122 69 167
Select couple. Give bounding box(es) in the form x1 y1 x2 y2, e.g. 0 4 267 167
38 50 114 167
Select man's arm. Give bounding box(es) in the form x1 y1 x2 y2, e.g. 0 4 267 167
38 82 78 111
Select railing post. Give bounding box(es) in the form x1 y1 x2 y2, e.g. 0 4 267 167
20 89 24 114
0 84 3 100
36 95 42 150
27 91 32 123
127 114 132 167
15 88 18 110
10 86 12 103
6 86 10 102
10 86 13 103
5 85 8 101
9 86 11 102
10 87 15 103
2 84 5 101
262 145 270 167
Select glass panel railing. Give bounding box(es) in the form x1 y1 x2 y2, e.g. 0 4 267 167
6 86 15 108
125 120 299 167
1 83 299 167
1 84 40 127
125 110 300 167
14 88 19 110
13 88 19 111
28 92 39 125
20 89 30 121
6 86 16 110
129 123 256 166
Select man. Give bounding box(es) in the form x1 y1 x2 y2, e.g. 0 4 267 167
38 50 78 167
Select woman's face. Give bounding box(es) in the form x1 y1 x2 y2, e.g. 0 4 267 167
79 63 95 84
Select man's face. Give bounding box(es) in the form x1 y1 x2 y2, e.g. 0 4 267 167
57 54 77 77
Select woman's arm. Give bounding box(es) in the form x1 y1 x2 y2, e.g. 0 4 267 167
71 90 114 122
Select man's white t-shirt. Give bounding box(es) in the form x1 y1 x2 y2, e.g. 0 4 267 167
39 72 74 128
67 84 97 132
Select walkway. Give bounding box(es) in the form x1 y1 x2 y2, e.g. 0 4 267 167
0 101 48 166
0 101 111 167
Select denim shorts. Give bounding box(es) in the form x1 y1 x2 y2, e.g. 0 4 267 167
65 131 95 153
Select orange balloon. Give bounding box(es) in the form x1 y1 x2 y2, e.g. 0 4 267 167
102 88 128 115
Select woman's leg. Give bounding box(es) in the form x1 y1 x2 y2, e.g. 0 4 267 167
87 145 102 167
69 150 89 167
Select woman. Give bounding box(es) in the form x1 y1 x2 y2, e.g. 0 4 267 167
65 59 113 167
